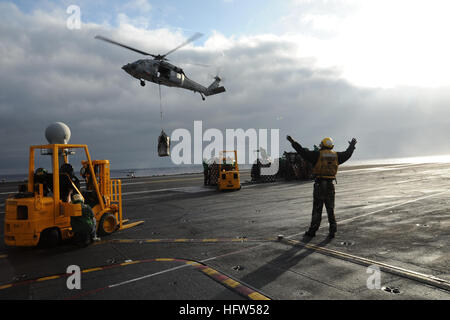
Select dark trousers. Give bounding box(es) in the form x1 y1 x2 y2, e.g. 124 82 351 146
308 179 337 234
203 169 209 186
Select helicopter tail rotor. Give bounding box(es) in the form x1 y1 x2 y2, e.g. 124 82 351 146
205 76 226 97
208 66 226 84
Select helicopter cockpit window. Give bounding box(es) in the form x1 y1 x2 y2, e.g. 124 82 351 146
158 67 170 79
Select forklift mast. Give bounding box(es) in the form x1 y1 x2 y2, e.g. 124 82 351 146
3 143 142 247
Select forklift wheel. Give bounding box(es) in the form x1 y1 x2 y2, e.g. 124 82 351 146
98 213 117 236
39 228 60 248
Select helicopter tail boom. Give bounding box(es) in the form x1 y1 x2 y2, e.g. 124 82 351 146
204 77 226 96
205 86 226 96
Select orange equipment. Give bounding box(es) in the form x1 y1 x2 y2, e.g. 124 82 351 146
217 150 241 191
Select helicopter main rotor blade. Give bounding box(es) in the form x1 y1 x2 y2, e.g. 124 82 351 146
182 62 211 68
95 35 157 58
161 32 204 59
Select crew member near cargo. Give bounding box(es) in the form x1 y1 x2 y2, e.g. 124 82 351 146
287 135 357 238
69 192 100 246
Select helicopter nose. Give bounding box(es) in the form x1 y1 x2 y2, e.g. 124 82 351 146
122 63 138 75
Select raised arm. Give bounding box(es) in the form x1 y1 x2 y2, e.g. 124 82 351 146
337 138 357 164
287 135 318 165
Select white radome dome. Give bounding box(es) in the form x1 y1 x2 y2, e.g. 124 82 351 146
45 122 71 144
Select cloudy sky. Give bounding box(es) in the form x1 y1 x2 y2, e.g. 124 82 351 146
1 0 450 174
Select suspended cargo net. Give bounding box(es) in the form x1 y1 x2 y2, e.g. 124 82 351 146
158 129 170 157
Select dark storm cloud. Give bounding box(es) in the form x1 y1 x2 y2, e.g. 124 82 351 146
1 3 450 175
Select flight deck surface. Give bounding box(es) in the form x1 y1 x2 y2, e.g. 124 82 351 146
0 163 449 300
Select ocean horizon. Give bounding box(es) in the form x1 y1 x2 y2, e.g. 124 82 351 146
2 154 450 183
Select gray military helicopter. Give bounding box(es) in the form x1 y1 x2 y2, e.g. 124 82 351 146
95 33 225 101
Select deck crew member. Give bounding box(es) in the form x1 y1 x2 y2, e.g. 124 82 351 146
287 135 357 238
70 193 100 246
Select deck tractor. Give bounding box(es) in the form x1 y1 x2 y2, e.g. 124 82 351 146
217 150 241 191
3 123 144 247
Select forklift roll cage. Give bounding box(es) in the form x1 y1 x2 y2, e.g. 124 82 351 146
3 143 140 247
28 144 108 211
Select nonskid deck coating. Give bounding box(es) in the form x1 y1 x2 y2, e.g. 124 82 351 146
0 163 449 299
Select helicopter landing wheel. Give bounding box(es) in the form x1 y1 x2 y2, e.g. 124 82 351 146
140 80 146 87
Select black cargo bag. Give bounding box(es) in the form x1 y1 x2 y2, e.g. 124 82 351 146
158 130 170 157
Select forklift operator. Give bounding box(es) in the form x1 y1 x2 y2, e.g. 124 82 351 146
34 168 53 196
60 163 81 202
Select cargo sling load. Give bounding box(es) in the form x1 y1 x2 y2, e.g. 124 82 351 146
158 129 170 157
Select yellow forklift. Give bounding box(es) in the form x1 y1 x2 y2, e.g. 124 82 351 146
217 150 241 191
3 143 144 247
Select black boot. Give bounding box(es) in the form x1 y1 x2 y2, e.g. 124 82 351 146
328 224 337 239
304 230 316 238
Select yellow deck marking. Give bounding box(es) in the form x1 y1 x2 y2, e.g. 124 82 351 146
0 284 12 290
222 278 240 288
155 258 175 262
118 239 135 243
36 275 60 282
202 239 218 242
202 267 219 276
82 267 103 273
0 257 272 300
248 292 271 300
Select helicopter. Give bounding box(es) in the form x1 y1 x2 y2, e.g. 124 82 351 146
95 33 226 101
